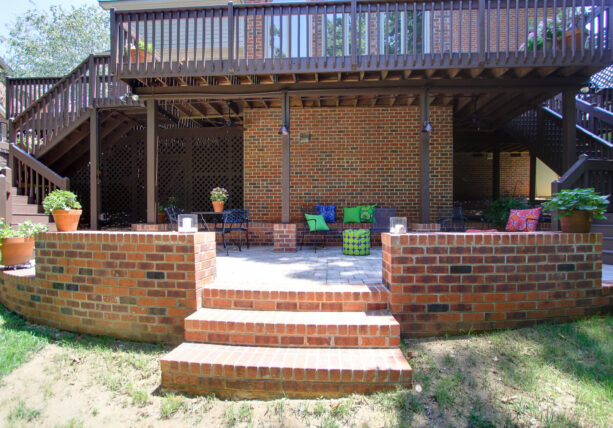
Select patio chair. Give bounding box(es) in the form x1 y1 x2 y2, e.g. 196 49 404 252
164 207 183 231
214 209 249 255
438 205 467 232
371 207 397 234
300 207 340 252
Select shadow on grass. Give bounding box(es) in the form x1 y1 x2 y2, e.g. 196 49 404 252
0 303 169 378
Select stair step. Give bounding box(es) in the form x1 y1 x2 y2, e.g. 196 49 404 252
161 343 412 399
603 237 613 252
603 250 613 265
201 283 389 312
591 224 613 235
185 308 400 348
592 213 613 224
12 204 44 215
9 194 30 205
11 214 52 224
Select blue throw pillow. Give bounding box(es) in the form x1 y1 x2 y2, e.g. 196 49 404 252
316 204 336 223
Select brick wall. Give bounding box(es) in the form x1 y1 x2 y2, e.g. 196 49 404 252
0 231 216 344
382 232 612 337
243 106 453 223
454 152 530 200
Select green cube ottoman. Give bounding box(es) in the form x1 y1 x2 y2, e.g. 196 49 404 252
342 229 371 256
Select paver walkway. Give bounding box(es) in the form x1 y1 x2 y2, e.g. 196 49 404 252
215 246 383 286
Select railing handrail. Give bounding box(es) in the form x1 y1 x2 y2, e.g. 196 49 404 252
10 144 69 190
11 54 95 124
542 105 613 149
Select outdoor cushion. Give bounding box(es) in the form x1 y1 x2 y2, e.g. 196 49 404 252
316 204 336 223
358 204 376 223
343 206 362 223
304 213 330 232
505 207 542 232
342 229 371 256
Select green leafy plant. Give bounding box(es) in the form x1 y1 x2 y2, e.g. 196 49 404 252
0 219 48 241
210 187 228 202
158 196 176 213
124 40 153 57
542 188 609 219
42 190 82 214
485 197 527 228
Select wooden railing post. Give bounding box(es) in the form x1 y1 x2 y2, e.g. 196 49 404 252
88 55 96 107
478 0 486 65
110 9 117 74
0 167 13 225
351 0 357 69
228 2 234 72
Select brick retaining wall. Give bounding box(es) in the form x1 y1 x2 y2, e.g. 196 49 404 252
0 231 216 344
382 232 612 337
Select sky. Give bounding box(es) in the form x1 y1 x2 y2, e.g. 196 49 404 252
0 0 97 40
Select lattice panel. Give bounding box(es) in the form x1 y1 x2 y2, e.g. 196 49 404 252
69 164 90 226
73 128 244 226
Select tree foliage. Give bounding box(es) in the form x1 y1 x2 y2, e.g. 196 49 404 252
1 3 109 77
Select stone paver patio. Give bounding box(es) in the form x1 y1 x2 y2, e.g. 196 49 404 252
215 246 383 286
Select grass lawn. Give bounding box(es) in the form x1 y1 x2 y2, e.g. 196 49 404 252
0 303 611 427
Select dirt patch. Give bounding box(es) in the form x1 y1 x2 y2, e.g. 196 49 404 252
0 315 611 427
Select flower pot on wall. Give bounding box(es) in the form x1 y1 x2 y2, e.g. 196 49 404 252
212 201 225 213
52 209 82 232
1 237 34 266
129 48 152 63
559 211 592 233
158 212 167 224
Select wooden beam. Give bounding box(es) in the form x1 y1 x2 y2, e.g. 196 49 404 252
420 89 430 223
146 100 158 224
281 92 290 224
561 89 577 172
89 109 100 230
493 141 500 200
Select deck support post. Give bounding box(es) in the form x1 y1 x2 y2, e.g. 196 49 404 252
492 141 500 200
281 92 291 224
562 89 577 172
89 108 100 230
529 149 537 205
146 100 158 224
420 89 431 223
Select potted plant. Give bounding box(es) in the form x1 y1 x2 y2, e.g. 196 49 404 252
42 190 82 232
210 187 228 212
126 40 153 63
157 197 176 223
0 220 48 267
542 188 609 233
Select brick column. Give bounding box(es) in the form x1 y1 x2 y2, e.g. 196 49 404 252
273 223 297 252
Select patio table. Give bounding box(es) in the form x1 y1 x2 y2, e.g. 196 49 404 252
190 211 229 232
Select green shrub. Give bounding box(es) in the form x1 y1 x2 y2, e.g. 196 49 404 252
542 188 609 219
484 198 527 229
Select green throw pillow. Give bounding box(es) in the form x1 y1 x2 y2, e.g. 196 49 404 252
358 204 376 223
343 206 362 223
304 214 330 232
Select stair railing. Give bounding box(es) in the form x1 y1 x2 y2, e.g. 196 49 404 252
8 54 132 156
0 166 13 225
9 144 70 206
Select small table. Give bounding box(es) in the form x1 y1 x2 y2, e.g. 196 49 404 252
342 229 371 256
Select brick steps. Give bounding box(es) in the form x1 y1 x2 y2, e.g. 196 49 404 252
185 308 401 348
201 283 389 312
161 342 412 399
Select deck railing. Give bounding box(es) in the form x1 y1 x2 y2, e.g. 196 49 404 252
9 54 133 156
5 77 63 119
111 0 613 78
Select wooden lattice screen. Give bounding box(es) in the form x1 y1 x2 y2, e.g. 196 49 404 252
70 127 243 227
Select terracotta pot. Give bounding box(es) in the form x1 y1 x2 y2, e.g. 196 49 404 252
129 48 152 63
52 209 82 232
556 29 588 50
212 201 225 213
157 211 167 224
559 210 593 233
1 237 34 266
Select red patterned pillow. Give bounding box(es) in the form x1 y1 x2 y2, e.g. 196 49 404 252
505 207 542 232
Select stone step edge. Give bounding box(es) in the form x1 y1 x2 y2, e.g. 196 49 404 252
160 343 412 398
201 283 389 312
185 308 401 348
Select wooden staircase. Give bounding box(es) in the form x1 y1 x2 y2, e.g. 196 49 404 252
593 213 613 264
6 186 56 232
